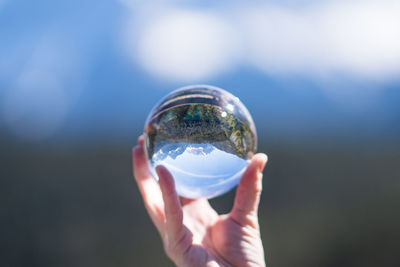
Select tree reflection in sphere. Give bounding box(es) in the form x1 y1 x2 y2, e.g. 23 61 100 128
144 85 257 199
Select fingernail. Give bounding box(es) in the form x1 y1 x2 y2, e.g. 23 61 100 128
258 154 268 172
138 134 144 144
155 165 165 177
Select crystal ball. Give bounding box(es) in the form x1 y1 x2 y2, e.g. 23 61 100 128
144 85 257 199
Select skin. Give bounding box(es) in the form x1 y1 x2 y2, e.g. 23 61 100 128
133 136 268 267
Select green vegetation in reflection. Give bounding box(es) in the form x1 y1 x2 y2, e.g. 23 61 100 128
146 104 256 161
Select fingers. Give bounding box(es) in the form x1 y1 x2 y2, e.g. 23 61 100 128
156 165 184 241
230 153 268 227
133 141 165 233
134 135 191 259
138 135 144 147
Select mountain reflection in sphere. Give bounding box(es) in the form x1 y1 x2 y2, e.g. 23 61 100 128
144 85 257 199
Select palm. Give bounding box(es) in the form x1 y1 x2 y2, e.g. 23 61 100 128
173 199 221 266
133 137 267 267
178 198 264 267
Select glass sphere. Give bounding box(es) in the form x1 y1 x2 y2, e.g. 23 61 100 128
144 85 257 199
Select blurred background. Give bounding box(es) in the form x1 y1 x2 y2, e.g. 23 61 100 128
1 0 400 266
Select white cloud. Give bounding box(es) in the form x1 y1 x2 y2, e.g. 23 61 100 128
243 0 400 78
130 9 240 82
319 0 400 77
241 6 326 73
121 0 400 82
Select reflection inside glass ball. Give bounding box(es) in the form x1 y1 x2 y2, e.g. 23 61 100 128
144 85 257 199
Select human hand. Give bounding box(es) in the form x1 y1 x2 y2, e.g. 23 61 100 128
133 136 268 267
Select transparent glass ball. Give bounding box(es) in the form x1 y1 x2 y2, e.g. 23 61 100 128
144 85 257 199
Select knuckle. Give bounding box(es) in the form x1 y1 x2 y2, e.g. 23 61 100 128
254 184 263 194
162 231 188 260
163 235 175 258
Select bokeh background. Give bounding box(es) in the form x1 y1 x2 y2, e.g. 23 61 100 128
1 0 400 266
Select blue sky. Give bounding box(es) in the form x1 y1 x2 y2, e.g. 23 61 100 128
0 0 399 141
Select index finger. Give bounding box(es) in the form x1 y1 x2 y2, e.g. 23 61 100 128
133 140 165 234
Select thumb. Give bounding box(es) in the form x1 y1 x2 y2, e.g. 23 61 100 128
230 153 267 227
